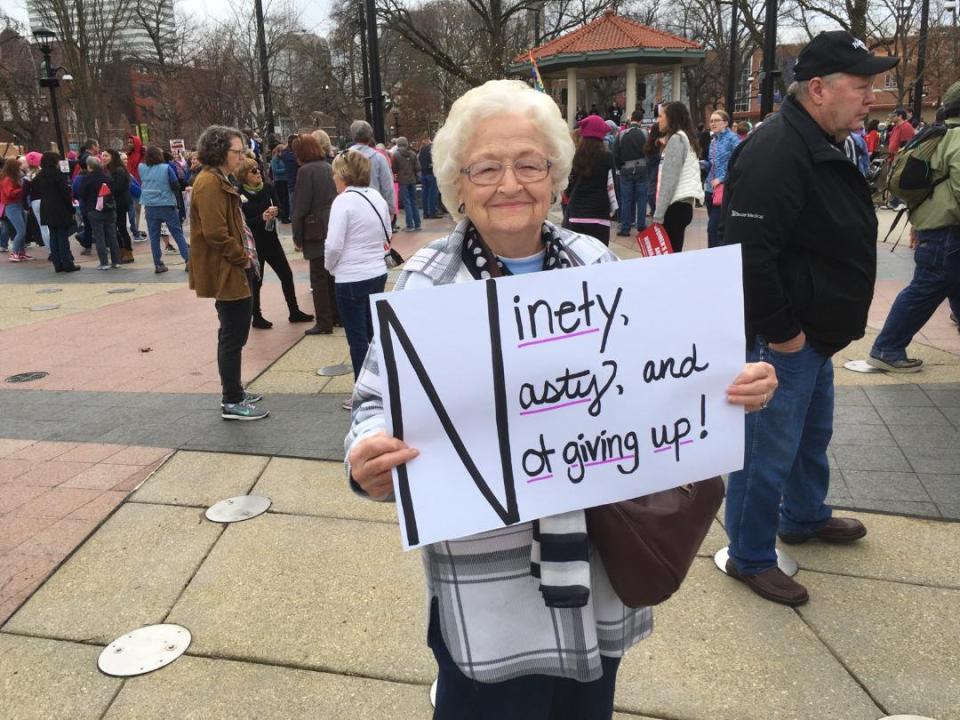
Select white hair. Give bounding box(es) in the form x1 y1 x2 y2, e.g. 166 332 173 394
433 79 574 222
788 72 844 99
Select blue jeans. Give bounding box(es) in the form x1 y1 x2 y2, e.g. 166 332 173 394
706 195 722 248
618 169 647 233
428 599 620 720
871 227 960 362
128 199 141 236
725 338 834 575
335 274 387 379
422 174 439 217
401 183 420 229
146 205 189 266
4 203 27 253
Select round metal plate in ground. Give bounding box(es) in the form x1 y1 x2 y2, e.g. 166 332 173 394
713 547 799 577
430 679 437 707
36 287 62 294
843 360 884 373
30 304 60 311
97 624 191 677
204 495 271 523
316 363 352 377
107 287 136 294
5 371 49 384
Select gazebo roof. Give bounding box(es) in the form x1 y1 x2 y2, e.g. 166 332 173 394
510 10 703 76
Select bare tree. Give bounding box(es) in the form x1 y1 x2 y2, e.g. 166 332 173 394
0 18 50 150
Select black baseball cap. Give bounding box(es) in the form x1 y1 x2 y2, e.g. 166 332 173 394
793 30 899 81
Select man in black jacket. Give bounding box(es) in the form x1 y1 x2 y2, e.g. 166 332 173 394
613 110 648 236
720 31 899 606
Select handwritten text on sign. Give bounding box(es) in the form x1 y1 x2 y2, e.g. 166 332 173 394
372 245 745 549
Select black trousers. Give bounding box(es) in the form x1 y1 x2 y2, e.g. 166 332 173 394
252 238 299 318
561 219 611 246
663 201 694 253
308 255 340 331
116 204 132 251
215 294 253 405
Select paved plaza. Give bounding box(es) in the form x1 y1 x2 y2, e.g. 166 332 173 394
1 209 958 719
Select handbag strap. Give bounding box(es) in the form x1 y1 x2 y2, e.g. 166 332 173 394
346 189 390 245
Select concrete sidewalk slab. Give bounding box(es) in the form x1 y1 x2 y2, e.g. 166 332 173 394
779 513 960 588
130 451 269 507
3 504 221 643
101 654 433 720
615 560 881 720
165 513 432 683
800 573 960 720
251 457 396 524
0 634 121 720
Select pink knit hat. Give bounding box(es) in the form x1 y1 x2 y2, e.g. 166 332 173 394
578 114 609 140
25 151 42 167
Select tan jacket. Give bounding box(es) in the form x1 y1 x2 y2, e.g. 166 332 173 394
189 168 250 300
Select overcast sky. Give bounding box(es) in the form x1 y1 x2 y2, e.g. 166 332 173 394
7 0 335 36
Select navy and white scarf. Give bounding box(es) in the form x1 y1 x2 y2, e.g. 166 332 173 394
461 223 591 609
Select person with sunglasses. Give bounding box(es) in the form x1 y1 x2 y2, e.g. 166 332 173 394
235 158 313 329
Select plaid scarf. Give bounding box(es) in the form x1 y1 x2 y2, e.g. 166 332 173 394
460 223 590 609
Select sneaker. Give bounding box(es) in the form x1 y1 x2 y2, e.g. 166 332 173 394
866 355 923 373
21 252 34 260
138 231 147 239
9 252 22 262
155 264 169 274
112 263 122 269
221 401 269 421
164 245 178 255
252 315 273 329
221 391 263 407
0 246 7 253
616 230 631 237
341 399 353 411
97 264 112 271
133 236 147 243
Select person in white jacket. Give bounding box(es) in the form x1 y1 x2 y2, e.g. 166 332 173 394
325 149 390 407
651 102 705 252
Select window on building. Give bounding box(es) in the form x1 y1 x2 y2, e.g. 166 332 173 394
883 73 897 90
735 58 753 113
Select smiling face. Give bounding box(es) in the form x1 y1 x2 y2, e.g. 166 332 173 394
457 114 554 258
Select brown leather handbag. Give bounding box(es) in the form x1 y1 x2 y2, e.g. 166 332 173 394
585 476 724 607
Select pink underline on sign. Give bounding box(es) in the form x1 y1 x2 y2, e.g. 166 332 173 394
653 440 696 454
527 474 554 483
519 398 591 415
581 455 635 469
517 328 599 348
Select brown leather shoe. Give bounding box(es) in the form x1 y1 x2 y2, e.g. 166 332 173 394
779 517 867 545
725 559 809 606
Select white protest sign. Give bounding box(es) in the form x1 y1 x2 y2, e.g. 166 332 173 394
372 245 745 549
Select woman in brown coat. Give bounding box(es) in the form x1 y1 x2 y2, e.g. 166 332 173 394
189 125 268 421
291 133 339 335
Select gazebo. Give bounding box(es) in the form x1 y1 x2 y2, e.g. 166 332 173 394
509 10 704 127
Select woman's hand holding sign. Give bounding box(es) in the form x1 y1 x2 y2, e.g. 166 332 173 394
350 432 419 499
726 361 778 413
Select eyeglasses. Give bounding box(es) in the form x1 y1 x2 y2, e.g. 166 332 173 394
228 148 245 156
249 168 260 174
460 156 552 186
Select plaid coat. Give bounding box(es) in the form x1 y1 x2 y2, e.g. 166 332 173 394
345 220 653 683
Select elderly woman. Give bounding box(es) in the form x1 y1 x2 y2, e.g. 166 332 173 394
345 80 777 718
77 156 121 270
703 110 740 249
325 150 390 407
190 125 268 421
292 133 340 335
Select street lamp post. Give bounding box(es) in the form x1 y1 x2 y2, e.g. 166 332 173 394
33 27 66 157
253 0 275 140
363 0 386 143
758 0 780 117
725 0 739 115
